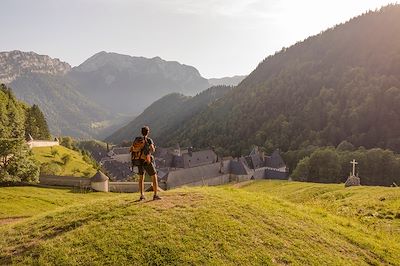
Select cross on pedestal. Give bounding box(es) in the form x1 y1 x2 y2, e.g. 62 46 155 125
350 159 358 176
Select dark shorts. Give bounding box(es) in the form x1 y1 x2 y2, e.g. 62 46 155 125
138 161 156 176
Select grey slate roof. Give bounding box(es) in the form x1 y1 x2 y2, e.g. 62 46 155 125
91 171 109 182
112 147 130 155
266 149 286 169
167 160 230 188
181 150 217 168
229 159 251 175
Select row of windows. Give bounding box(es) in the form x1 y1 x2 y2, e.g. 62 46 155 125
188 156 210 163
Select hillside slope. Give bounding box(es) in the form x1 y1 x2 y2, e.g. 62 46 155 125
165 5 400 155
10 73 117 138
1 181 399 265
106 85 232 144
32 146 97 177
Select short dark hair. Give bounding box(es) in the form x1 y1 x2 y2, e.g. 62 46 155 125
141 126 150 136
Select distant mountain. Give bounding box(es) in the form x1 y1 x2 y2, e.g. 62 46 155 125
162 5 400 155
0 51 70 84
1 50 212 138
208 75 247 86
68 52 210 115
106 85 232 144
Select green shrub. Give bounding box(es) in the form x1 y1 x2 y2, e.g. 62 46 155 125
40 162 63 176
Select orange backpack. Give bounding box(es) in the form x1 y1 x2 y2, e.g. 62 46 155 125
130 137 151 166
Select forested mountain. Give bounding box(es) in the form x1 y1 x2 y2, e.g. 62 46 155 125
68 51 210 115
10 73 117 138
208 75 247 86
106 85 232 144
163 5 400 156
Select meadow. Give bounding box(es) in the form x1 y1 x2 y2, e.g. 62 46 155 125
0 181 399 265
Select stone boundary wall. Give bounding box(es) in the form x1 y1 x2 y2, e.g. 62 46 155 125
28 140 59 148
39 176 155 193
229 174 252 183
169 174 231 188
39 175 91 187
108 182 153 193
265 169 288 180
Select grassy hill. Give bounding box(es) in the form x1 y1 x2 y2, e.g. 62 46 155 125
32 146 97 177
1 181 399 265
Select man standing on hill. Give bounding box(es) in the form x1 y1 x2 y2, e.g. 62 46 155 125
131 126 161 201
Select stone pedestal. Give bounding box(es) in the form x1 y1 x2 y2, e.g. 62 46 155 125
345 175 360 187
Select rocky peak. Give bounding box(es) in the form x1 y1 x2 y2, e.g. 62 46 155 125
73 51 204 80
0 50 71 84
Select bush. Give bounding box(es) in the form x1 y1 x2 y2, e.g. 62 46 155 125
51 148 59 157
61 154 72 165
82 170 92 178
337 141 355 152
40 162 63 176
0 139 39 184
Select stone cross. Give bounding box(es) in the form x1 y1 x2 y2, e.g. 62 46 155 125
350 159 358 176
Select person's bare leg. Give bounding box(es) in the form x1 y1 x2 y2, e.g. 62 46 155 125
151 174 158 196
151 174 161 200
139 174 145 198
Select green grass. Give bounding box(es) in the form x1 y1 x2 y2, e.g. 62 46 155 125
0 186 116 219
239 180 400 236
1 181 400 265
32 146 97 177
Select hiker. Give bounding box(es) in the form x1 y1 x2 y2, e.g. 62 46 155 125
130 126 161 201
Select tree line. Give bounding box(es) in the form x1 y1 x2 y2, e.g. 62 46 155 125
289 143 400 186
0 84 50 184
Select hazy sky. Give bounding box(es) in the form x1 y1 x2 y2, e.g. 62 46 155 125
1 0 395 78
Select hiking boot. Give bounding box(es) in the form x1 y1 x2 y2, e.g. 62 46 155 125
153 194 162 201
139 195 146 201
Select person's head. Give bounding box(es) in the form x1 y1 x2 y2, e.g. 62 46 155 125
141 126 150 137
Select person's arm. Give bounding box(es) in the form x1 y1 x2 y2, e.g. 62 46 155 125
150 144 155 153
147 138 156 153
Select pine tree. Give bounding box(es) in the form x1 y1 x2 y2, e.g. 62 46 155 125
25 104 50 140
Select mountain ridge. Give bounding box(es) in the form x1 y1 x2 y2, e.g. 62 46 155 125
106 85 233 144
0 50 71 84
